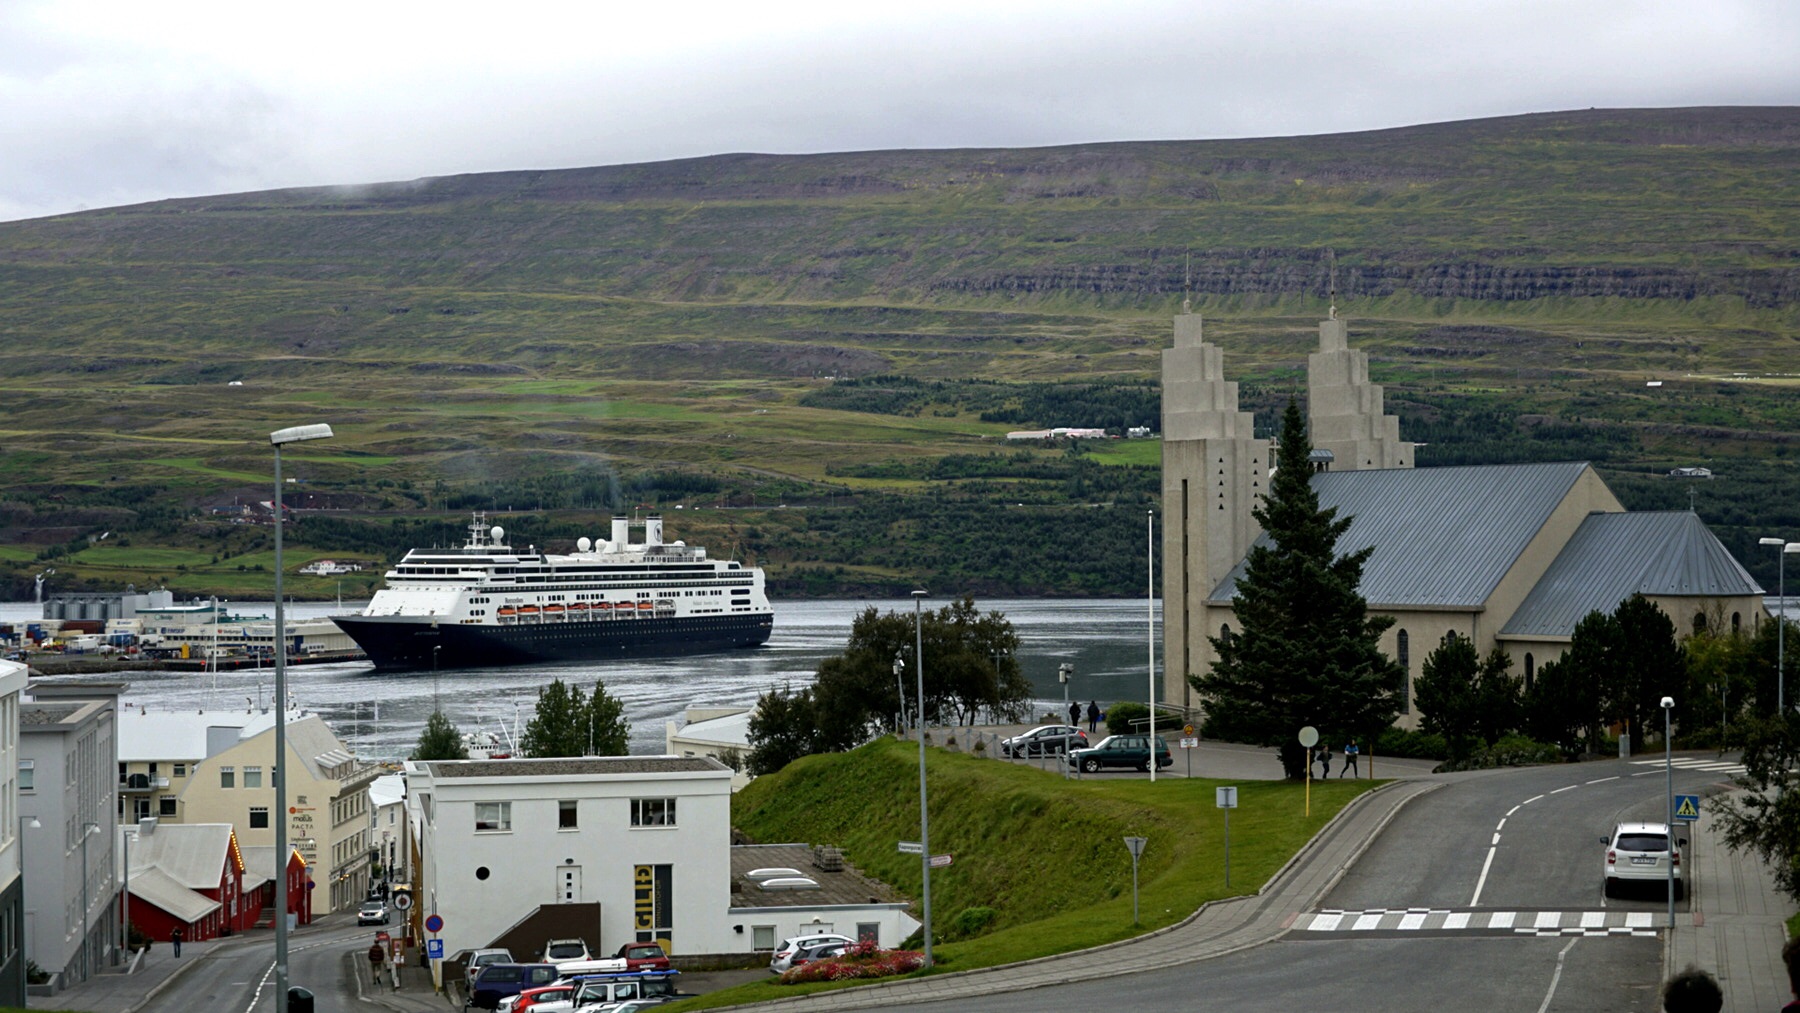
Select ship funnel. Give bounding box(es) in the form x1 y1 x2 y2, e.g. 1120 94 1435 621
611 516 629 548
645 515 664 547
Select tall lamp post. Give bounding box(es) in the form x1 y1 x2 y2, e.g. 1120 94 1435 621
893 654 906 733
271 422 333 1013
1661 696 1675 928
1761 538 1799 714
912 588 932 969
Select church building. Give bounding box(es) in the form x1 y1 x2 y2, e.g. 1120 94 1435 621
1160 311 1766 725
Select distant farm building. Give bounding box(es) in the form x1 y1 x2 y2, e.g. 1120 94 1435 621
1006 427 1109 441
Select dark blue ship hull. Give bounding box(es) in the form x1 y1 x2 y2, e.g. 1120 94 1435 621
333 612 774 671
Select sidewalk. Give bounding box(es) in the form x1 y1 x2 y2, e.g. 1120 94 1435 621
27 937 226 1013
1666 804 1794 1012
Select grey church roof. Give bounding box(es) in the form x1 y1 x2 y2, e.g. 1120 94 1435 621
1207 461 1593 608
1501 512 1764 637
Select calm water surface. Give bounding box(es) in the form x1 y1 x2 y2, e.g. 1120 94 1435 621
2 598 1162 761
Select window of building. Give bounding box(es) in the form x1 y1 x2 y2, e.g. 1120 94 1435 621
160 797 177 817
751 926 775 950
220 766 235 789
173 764 186 778
1524 653 1535 692
630 798 676 827
558 800 578 830
475 802 511 832
249 806 269 829
633 863 673 945
857 922 880 944
17 759 32 792
243 766 263 788
1396 630 1410 714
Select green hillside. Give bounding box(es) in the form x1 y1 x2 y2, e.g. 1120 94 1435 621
0 107 1795 599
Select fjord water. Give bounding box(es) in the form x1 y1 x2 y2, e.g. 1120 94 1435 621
3 598 1162 760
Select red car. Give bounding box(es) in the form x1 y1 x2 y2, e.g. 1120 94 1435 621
508 985 573 1013
613 943 670 972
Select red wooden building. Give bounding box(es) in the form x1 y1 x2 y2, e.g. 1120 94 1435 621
125 823 259 942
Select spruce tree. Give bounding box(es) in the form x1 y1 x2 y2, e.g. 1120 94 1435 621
520 678 590 758
585 680 631 756
411 710 469 761
1192 399 1403 779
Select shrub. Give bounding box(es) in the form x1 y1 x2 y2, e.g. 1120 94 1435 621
946 906 998 941
1434 734 1563 772
779 939 926 984
1375 726 1449 760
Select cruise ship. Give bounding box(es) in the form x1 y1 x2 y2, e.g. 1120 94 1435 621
333 513 773 670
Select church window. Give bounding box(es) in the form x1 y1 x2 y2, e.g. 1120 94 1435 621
1732 612 1741 632
1524 653 1535 691
1692 613 1706 634
1397 630 1410 714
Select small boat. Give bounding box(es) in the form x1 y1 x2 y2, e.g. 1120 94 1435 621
545 604 566 619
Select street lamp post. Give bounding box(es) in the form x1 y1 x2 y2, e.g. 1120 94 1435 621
1760 538 1800 714
271 422 333 1013
912 588 932 969
1662 695 1675 928
893 654 906 733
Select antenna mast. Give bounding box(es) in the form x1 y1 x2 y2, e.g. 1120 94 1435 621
1327 249 1338 320
1182 253 1192 315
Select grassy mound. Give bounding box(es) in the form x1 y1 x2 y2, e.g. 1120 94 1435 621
689 737 1376 1007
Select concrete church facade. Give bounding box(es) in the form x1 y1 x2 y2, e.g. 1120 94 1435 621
1160 311 1767 725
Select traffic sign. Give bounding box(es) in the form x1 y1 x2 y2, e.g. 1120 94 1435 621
1123 836 1147 859
1216 786 1238 809
1183 724 1195 737
898 841 923 854
1179 737 1198 749
1673 794 1701 822
393 892 413 910
427 939 444 960
424 914 444 934
1298 726 1319 748
929 854 953 868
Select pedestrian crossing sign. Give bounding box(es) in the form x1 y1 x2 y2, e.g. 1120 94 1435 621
1673 794 1700 822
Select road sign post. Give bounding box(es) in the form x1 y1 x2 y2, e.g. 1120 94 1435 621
898 841 923 854
1298 727 1320 817
1216 786 1238 887
1672 794 1700 822
1123 836 1147 925
1182 723 1196 777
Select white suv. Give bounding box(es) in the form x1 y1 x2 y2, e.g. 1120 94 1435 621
769 933 853 974
1603 821 1684 899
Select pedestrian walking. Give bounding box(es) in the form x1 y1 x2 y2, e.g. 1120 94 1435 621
1316 744 1332 780
368 940 385 984
1086 700 1100 734
1068 700 1081 727
1341 741 1360 778
1659 965 1722 1013
171 928 183 957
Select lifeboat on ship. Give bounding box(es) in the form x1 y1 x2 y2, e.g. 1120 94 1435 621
518 605 541 621
569 602 589 619
544 604 566 620
496 606 518 624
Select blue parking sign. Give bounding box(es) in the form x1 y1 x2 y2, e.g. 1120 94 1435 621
427 939 444 960
1672 794 1701 822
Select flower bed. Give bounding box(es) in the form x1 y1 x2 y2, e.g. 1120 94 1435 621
779 940 925 984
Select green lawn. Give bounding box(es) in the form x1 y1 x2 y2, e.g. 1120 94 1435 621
668 738 1372 1008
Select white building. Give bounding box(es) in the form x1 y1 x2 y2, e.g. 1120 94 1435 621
663 708 752 790
369 773 406 884
0 661 26 1005
406 756 735 974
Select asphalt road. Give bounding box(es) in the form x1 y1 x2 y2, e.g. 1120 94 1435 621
872 752 1744 1013
137 919 382 1013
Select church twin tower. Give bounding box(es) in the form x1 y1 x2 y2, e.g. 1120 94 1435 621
1159 311 1410 711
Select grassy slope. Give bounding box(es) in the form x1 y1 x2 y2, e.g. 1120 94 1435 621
695 737 1372 1007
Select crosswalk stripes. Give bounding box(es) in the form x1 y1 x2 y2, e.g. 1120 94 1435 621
1630 757 1746 776
1297 908 1659 938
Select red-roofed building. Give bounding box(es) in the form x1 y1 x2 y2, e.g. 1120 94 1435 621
123 823 258 941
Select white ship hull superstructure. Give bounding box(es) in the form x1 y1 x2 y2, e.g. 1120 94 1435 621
332 513 773 670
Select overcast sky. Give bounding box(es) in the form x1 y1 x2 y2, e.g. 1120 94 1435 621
3 0 1797 222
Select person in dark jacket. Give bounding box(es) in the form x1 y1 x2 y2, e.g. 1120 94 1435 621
1068 701 1080 727
368 940 385 984
171 928 183 957
1086 701 1100 734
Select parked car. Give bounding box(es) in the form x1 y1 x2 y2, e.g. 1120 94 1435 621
469 963 561 1010
583 1001 669 1013
1604 821 1685 899
612 943 670 972
1000 724 1088 757
531 970 679 1011
498 985 573 1013
457 948 514 998
769 933 854 974
786 941 849 969
356 900 390 925
1067 734 1173 773
540 938 591 962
